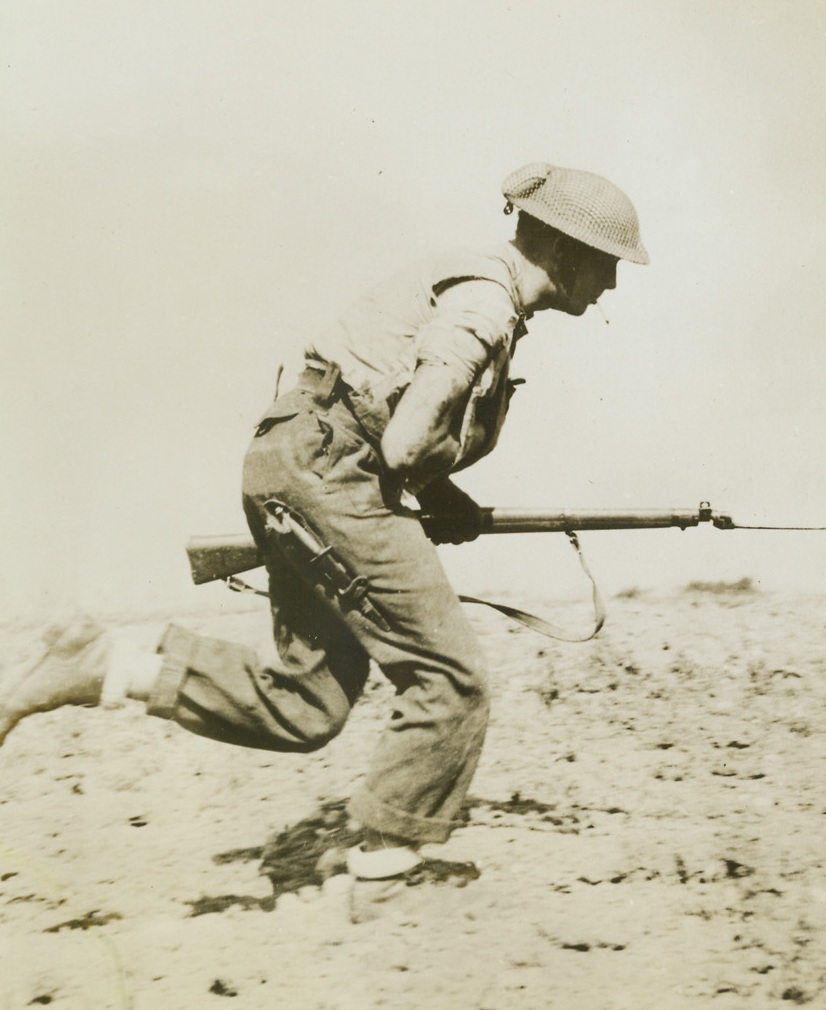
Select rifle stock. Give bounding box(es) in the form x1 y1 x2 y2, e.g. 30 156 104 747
186 502 733 586
186 534 263 585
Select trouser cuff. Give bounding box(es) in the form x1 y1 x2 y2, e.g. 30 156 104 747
348 790 459 845
146 624 196 720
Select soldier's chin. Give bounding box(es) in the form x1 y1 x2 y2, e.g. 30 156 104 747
564 300 589 317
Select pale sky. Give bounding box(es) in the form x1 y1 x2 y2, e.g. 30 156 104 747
3 1 826 617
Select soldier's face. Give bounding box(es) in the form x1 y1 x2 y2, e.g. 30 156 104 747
532 237 619 316
560 246 618 316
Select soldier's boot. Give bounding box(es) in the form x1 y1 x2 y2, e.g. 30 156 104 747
346 831 483 924
346 841 424 924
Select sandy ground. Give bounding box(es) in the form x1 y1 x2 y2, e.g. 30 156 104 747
1 588 825 1010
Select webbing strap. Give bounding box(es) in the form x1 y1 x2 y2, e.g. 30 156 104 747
458 531 606 642
226 575 269 597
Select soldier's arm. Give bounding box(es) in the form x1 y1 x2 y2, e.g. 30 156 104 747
380 360 475 481
380 280 515 488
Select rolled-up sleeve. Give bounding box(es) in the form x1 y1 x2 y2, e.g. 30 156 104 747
416 280 518 383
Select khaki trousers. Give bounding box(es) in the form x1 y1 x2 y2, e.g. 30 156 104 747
149 385 490 844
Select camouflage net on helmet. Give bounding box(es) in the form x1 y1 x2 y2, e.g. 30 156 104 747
502 162 649 265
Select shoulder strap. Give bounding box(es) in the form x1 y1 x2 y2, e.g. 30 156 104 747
432 274 512 299
428 248 518 305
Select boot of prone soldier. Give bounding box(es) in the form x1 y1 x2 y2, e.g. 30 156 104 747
0 616 163 746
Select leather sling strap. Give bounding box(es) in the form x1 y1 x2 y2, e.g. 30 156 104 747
457 530 606 642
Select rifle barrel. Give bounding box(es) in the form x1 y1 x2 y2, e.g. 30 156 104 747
481 507 706 534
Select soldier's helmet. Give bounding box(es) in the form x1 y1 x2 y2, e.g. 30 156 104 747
502 163 649 265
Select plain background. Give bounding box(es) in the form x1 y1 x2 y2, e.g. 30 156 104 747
3 1 825 618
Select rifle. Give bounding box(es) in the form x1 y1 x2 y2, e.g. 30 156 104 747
186 500 826 641
186 501 736 587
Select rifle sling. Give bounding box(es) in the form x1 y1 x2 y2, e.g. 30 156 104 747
458 530 606 642
225 530 606 643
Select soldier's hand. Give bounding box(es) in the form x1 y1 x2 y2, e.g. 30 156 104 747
416 478 483 545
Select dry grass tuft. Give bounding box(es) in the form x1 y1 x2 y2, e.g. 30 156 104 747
683 576 757 595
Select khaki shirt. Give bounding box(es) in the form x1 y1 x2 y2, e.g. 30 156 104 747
306 244 529 472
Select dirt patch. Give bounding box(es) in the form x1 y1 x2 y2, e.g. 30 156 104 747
1 591 825 1008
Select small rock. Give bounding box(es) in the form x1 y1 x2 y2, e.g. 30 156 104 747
209 978 238 997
